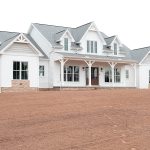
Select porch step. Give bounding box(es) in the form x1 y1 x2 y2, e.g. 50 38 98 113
39 87 136 91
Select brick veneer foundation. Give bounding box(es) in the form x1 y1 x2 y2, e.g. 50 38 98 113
1 80 38 92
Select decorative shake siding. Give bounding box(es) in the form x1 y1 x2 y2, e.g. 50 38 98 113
5 43 36 55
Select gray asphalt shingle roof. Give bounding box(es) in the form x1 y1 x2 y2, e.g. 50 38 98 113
1 22 150 63
105 36 116 45
0 31 19 50
130 47 150 63
33 22 93 46
0 31 48 58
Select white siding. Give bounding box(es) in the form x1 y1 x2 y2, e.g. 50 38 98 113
39 60 50 88
80 30 103 55
138 65 150 88
124 65 135 87
137 54 150 88
5 43 36 55
1 55 39 88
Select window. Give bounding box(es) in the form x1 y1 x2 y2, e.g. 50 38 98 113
149 70 150 83
114 43 117 55
87 41 97 53
87 41 90 53
94 41 97 53
64 66 79 82
105 69 112 82
39 66 44 77
114 68 121 83
105 68 121 83
126 70 129 79
64 38 68 51
13 61 28 80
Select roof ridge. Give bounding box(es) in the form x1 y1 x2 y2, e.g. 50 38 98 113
73 22 93 29
132 46 150 51
33 22 93 30
33 23 70 29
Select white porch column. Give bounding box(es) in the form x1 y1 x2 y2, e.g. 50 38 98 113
84 60 95 86
108 62 117 87
59 59 68 87
88 63 92 86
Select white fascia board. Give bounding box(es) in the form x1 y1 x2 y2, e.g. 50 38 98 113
139 51 150 64
58 29 75 42
110 36 122 47
31 24 53 47
27 23 33 34
79 22 107 45
0 33 44 57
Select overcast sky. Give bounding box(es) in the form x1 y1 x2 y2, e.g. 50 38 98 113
0 0 150 49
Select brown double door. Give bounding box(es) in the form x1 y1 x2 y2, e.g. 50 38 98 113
86 67 99 85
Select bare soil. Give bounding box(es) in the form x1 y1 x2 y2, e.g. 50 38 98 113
0 89 150 150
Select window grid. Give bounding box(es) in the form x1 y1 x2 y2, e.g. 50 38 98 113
13 61 28 80
114 68 121 83
105 68 121 83
64 38 68 51
64 66 79 82
114 43 117 55
126 70 129 79
39 66 45 77
87 41 97 53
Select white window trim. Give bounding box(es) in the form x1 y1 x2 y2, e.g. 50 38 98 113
125 70 129 79
87 40 97 53
64 65 80 82
39 65 45 77
13 61 28 80
64 38 69 51
104 68 121 83
114 43 118 55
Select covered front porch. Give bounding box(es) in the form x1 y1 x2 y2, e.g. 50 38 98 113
52 53 137 88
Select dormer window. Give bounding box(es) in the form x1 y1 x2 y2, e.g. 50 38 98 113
64 38 68 51
76 43 80 46
87 40 97 53
114 43 117 55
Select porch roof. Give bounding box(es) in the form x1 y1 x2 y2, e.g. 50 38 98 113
56 52 137 64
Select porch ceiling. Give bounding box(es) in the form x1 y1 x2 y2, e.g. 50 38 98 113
56 52 137 64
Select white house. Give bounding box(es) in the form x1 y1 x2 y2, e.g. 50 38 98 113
0 22 150 92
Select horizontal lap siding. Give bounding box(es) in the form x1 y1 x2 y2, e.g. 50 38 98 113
5 43 35 54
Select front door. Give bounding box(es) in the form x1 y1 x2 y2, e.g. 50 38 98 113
85 67 99 85
91 67 99 85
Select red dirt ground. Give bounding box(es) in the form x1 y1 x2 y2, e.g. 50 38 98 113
0 89 150 150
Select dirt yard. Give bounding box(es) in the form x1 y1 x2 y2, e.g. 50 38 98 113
0 89 150 150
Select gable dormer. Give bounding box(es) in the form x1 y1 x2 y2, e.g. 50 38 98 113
104 36 125 56
55 29 75 51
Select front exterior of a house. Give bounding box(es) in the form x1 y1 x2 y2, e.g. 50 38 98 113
0 22 150 92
